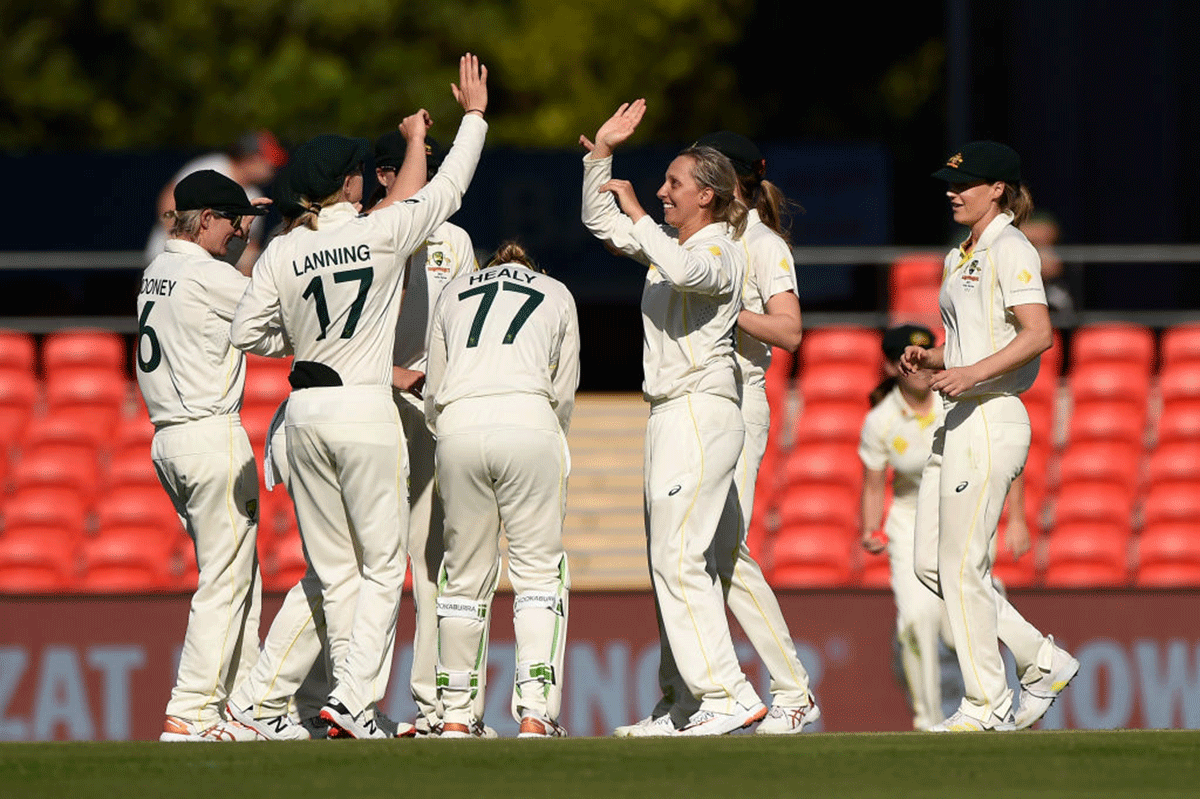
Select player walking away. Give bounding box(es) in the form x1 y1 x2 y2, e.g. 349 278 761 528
372 129 493 737
230 53 490 740
902 141 1078 732
424 242 580 739
615 131 819 737
581 101 765 737
136 170 285 742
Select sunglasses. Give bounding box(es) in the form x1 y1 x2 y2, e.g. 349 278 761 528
213 211 244 230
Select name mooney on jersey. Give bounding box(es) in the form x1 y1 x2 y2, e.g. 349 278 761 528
292 244 373 276
141 278 177 296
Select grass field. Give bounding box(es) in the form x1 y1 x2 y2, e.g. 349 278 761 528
2 731 1199 799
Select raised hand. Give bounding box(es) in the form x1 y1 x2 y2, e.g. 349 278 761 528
597 178 646 223
587 99 646 159
452 53 488 116
398 109 432 142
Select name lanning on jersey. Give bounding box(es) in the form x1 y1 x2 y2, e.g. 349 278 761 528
292 244 372 276
468 267 537 285
140 278 176 296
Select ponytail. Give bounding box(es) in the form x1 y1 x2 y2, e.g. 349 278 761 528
869 377 897 408
1000 183 1035 227
284 188 343 233
487 241 543 273
736 174 804 244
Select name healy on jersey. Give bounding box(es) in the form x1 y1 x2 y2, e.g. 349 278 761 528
468 267 538 285
292 244 372 276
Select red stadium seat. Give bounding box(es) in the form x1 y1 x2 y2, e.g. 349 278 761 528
1141 484 1200 529
43 369 128 437
168 538 199 592
1052 482 1135 529
889 254 943 294
1160 364 1200 406
2 489 88 538
264 529 308 592
775 483 859 533
1069 323 1155 373
105 451 162 491
10 447 100 505
1055 440 1142 494
794 402 868 446
259 486 298 538
1135 523 1200 587
1160 324 1200 370
890 284 941 317
1042 329 1065 381
1155 400 1200 445
782 442 863 495
1025 399 1055 451
1145 443 1200 491
764 346 794 416
799 363 879 407
1066 401 1145 448
42 329 126 375
95 485 181 534
857 547 892 588
0 370 38 447
19 412 107 453
800 327 882 369
993 521 1039 588
768 525 855 587
1023 443 1051 497
1068 363 1150 417
77 526 176 592
0 525 78 592
0 331 36 373
244 353 293 376
111 412 155 461
243 367 293 409
1043 524 1130 587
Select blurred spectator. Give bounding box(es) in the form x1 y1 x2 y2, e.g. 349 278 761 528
146 131 288 274
1020 212 1075 314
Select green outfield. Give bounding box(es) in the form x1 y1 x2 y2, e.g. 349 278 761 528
2 731 1198 799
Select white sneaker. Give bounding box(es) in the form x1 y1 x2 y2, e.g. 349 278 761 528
613 713 678 738
678 701 768 737
201 720 265 742
159 716 214 742
755 698 821 735
929 707 1016 732
1015 639 1080 730
227 703 311 741
518 713 567 738
319 700 388 739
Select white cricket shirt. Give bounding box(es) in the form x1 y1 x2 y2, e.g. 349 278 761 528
393 221 478 372
858 386 943 513
231 115 487 385
136 239 289 426
736 209 799 388
424 262 580 433
581 155 744 404
940 211 1047 399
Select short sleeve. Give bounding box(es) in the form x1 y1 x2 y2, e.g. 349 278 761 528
995 236 1047 309
757 234 799 302
857 406 891 471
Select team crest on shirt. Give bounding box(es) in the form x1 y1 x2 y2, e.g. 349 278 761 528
961 260 981 290
429 249 451 278
892 436 909 454
778 257 791 272
708 245 722 257
1017 268 1033 284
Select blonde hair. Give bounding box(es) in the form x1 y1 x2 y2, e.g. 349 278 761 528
487 241 543 273
736 174 803 244
285 187 344 233
999 183 1035 227
677 146 748 239
165 208 205 239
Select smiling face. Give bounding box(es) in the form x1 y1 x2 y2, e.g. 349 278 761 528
196 210 239 257
657 155 714 230
947 180 1004 229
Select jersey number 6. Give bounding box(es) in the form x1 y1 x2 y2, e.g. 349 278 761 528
458 281 544 348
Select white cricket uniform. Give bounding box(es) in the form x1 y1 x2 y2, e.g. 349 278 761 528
859 386 948 729
582 154 760 716
912 211 1057 723
649 209 812 717
136 239 286 729
424 261 579 728
231 114 487 717
392 222 483 729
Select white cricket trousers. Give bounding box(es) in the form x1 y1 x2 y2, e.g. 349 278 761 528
885 499 946 729
285 385 409 716
435 395 570 726
653 386 809 716
645 393 761 715
153 415 262 727
913 394 1049 721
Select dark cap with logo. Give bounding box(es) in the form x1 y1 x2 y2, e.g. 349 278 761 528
693 131 765 178
375 131 445 175
290 134 369 199
174 170 268 216
932 140 1021 186
882 324 935 361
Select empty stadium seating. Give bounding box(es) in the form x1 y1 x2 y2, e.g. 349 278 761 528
1043 524 1130 587
1052 482 1135 529
0 525 77 592
1145 443 1200 491
1160 363 1200 406
888 254 943 297
0 370 38 446
1141 484 1200 529
1135 524 1200 587
793 402 867 446
782 442 863 495
800 327 882 370
42 329 126 375
2 489 88 538
768 525 856 587
1160 324 1200 369
1070 323 1155 373
1155 400 1200 445
1066 401 1145 448
1055 440 1143 494
0 331 35 373
77 527 177 592
1068 362 1151 417
775 483 860 533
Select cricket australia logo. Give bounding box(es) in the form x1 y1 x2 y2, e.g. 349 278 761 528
961 260 981 290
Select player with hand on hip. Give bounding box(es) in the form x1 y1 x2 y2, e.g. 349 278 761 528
615 131 818 737
136 170 285 742
904 141 1078 732
581 101 765 736
424 242 580 738
231 53 490 740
